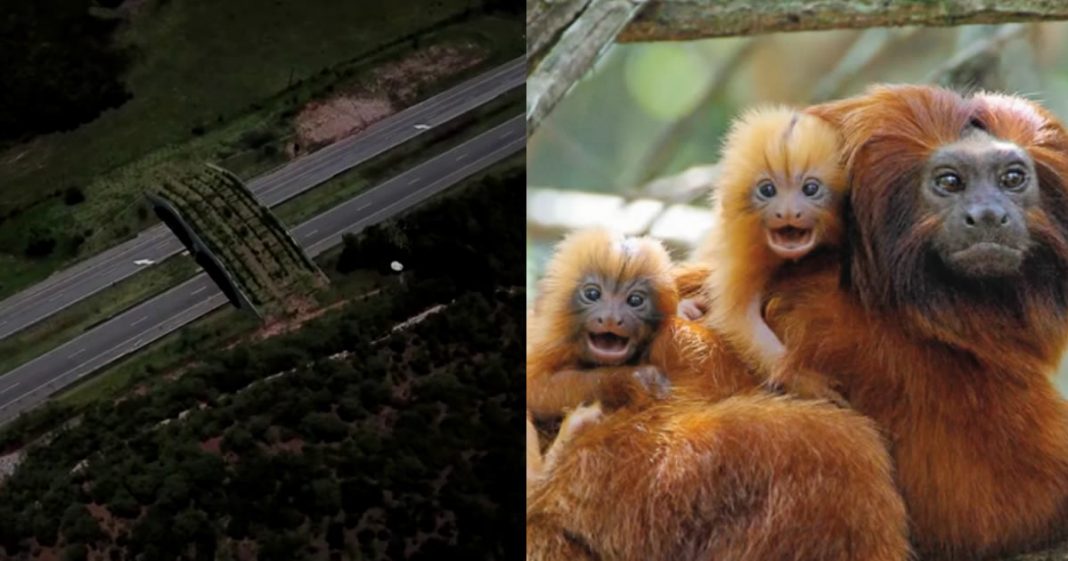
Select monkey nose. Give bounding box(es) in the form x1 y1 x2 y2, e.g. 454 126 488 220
964 203 1009 229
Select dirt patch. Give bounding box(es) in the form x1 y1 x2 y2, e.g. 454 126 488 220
292 42 487 153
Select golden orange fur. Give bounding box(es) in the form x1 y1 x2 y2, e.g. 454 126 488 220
526 227 754 421
527 394 909 561
700 107 846 378
531 87 1068 561
528 229 908 561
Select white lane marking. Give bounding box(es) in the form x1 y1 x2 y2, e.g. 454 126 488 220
303 229 319 238
456 153 467 161
0 383 20 395
131 315 149 327
191 286 207 295
68 348 86 359
407 176 420 185
498 131 512 140
358 203 371 211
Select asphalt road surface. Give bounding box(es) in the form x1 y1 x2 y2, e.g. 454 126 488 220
0 115 524 424
0 57 524 342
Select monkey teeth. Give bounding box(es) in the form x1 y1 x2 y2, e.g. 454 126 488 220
587 332 632 363
767 227 817 261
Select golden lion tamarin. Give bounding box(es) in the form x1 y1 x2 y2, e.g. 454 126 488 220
526 227 755 422
682 107 848 403
593 85 1068 561
527 228 909 561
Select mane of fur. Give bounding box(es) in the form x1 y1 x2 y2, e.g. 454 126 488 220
811 85 1068 364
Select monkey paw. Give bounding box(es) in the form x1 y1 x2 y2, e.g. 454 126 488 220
560 402 604 437
678 298 708 321
633 366 672 400
764 366 850 409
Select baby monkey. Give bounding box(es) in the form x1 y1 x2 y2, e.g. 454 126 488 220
688 106 849 403
526 227 678 422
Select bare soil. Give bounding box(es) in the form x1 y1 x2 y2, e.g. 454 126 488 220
292 42 486 153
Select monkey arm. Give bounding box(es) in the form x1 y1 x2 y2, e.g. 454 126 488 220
672 261 715 301
747 292 786 370
526 366 667 420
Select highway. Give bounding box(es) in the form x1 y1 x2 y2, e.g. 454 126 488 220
0 115 525 424
0 57 524 341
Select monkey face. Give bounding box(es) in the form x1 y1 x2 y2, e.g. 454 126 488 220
921 128 1038 278
751 175 841 261
571 274 658 366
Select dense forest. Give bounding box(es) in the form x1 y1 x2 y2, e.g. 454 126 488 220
0 0 132 143
0 168 524 560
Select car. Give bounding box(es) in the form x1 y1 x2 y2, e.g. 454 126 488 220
134 259 155 266
413 123 431 130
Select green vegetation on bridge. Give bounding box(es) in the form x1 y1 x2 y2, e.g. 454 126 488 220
148 164 325 317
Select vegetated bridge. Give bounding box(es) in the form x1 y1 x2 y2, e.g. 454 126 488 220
147 163 326 319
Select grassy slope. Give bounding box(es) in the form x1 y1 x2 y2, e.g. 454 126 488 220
0 0 521 299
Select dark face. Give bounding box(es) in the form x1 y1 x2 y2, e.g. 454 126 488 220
921 129 1039 278
752 174 838 261
572 273 658 365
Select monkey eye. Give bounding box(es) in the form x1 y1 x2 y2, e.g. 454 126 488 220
801 180 822 197
756 181 777 198
934 172 964 193
1000 169 1027 190
626 293 645 307
583 286 601 301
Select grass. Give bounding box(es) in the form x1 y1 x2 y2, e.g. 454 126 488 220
0 256 199 376
0 0 523 300
274 89 524 224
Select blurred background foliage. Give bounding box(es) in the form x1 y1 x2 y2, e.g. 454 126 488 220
526 21 1068 394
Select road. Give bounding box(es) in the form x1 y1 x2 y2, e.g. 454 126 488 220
0 115 524 424
0 57 524 341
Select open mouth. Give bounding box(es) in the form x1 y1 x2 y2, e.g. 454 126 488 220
767 226 817 260
587 332 633 364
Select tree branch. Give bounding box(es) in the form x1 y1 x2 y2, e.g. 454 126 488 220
527 0 648 137
617 0 1068 43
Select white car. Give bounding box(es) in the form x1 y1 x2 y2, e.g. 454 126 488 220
413 124 431 130
134 259 155 266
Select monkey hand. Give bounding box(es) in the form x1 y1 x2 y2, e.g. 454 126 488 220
678 298 708 321
542 402 606 473
559 402 605 440
598 366 672 411
633 365 672 400
764 362 850 409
